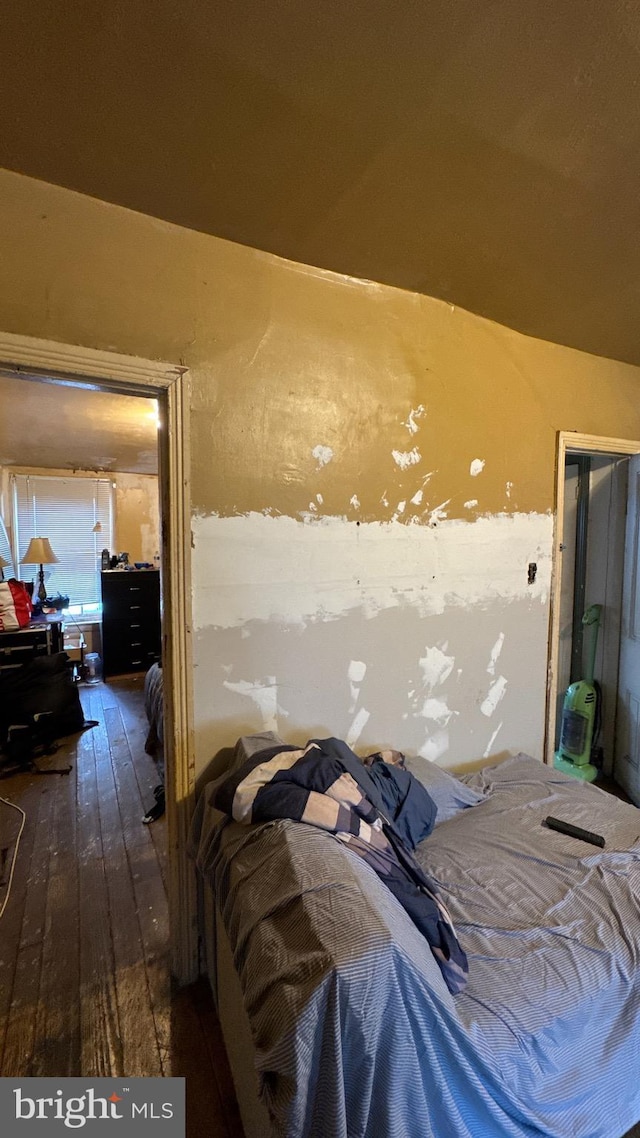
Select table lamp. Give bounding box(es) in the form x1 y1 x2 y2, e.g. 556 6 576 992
0 553 8 581
20 537 59 603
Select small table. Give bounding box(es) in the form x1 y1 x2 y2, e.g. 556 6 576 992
0 618 63 673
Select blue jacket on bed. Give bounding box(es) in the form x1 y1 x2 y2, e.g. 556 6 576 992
215 735 468 995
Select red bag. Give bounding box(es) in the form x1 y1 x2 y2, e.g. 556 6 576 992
0 579 33 631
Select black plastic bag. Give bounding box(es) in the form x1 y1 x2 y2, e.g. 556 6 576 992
0 652 85 744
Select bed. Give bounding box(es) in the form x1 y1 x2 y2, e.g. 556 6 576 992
143 661 164 778
189 734 640 1138
141 662 165 822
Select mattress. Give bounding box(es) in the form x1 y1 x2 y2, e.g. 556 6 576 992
191 749 640 1138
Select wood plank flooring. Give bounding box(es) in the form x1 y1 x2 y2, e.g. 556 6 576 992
0 675 243 1138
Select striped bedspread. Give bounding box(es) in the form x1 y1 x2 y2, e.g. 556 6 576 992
191 749 640 1138
143 662 164 775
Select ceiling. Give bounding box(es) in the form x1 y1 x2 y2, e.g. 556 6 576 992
0 375 158 474
2 2 640 365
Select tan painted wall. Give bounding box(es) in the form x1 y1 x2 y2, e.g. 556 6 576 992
114 473 160 565
2 169 640 772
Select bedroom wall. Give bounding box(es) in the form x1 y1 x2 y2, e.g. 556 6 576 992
114 473 160 565
2 168 640 772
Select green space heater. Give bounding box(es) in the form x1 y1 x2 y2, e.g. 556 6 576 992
554 603 602 782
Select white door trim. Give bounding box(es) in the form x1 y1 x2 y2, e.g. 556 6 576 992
0 330 198 983
545 431 640 766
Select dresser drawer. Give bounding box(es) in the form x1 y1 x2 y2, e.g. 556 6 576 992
103 642 159 675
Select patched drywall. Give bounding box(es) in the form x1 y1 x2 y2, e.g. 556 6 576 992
192 510 551 768
2 170 640 778
191 511 551 629
194 595 548 773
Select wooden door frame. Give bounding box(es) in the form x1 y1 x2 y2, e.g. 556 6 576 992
545 431 640 767
0 331 197 983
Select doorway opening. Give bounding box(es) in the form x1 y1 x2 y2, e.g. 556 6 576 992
0 331 196 985
546 432 640 804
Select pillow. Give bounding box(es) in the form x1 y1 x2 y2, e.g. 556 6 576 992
403 753 486 824
233 731 285 770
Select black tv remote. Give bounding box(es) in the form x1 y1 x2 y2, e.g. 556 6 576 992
544 816 605 848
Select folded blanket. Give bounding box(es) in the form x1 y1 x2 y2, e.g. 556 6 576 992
214 736 468 995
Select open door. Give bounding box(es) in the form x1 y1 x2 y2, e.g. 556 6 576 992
614 453 640 804
0 330 197 983
555 462 579 747
546 432 640 769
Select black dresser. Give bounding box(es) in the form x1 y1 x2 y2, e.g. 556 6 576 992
100 570 161 680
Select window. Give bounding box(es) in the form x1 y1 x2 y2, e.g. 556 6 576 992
12 474 114 612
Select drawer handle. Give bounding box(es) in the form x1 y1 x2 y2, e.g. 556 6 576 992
130 605 141 610
131 623 141 628
131 642 142 647
130 587 140 592
130 659 143 665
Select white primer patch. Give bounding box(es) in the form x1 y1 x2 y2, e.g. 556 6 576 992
464 499 478 509
346 707 370 747
312 445 334 467
428 501 450 525
348 659 367 709
420 697 454 725
350 495 360 509
191 511 553 630
348 660 367 683
484 721 504 757
392 447 421 470
487 633 505 675
470 459 485 477
316 493 323 504
418 730 449 762
410 489 423 506
419 646 455 691
481 675 508 717
403 405 426 435
506 482 513 499
223 676 287 731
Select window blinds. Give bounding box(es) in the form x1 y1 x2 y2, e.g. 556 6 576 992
12 475 114 606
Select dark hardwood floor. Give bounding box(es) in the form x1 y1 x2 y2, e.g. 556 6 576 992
0 675 243 1138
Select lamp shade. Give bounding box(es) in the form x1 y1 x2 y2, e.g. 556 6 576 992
20 537 59 565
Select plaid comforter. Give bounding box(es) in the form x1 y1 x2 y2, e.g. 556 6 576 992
214 735 468 994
